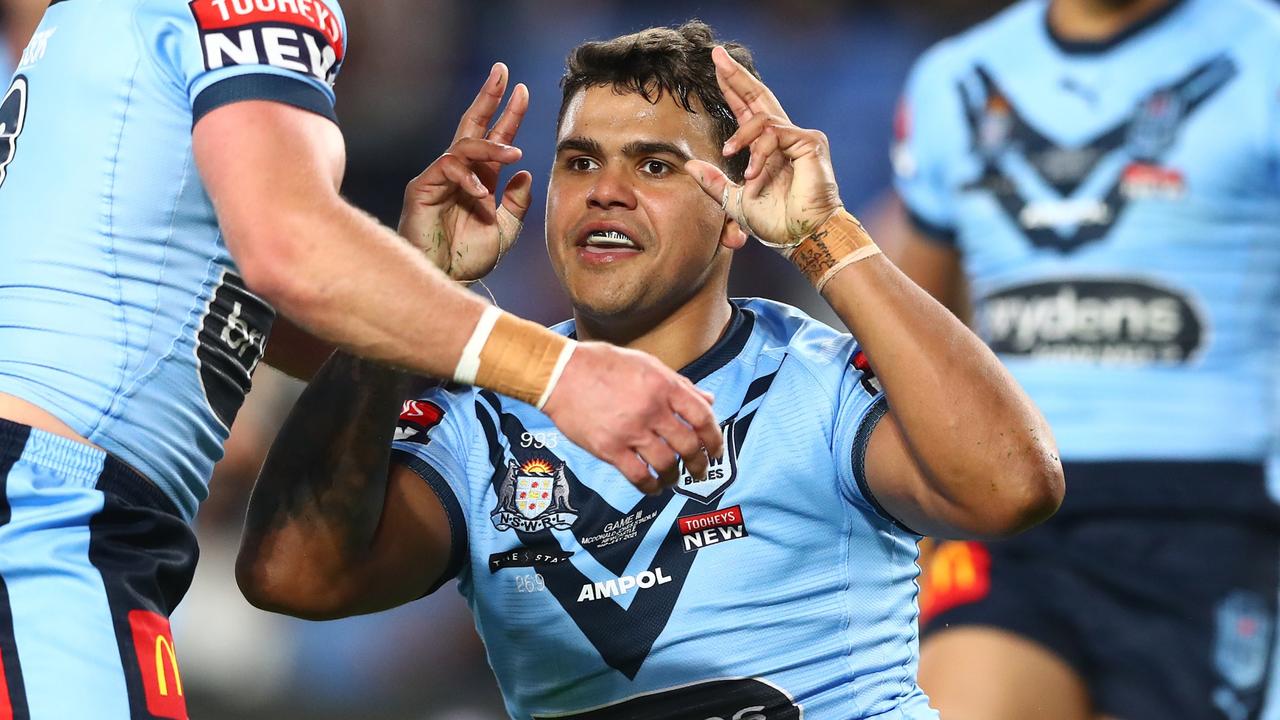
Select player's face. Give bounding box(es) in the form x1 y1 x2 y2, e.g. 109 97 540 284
546 86 736 325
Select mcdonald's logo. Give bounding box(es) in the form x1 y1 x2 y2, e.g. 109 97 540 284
919 541 992 627
0 651 12 720
128 610 188 719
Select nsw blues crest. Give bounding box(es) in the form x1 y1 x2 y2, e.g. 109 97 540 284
492 458 578 532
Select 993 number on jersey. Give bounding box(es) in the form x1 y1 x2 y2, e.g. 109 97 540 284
0 76 29 190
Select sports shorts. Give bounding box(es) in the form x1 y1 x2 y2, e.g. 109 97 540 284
919 461 1280 720
0 418 198 719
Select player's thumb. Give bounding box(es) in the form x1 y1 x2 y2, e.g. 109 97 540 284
685 159 731 205
500 170 534 222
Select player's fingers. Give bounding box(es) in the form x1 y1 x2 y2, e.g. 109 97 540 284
722 113 782 157
744 127 781 181
669 381 723 460
488 82 529 146
447 137 523 166
453 62 508 143
635 436 680 492
656 414 708 482
435 154 489 198
712 46 787 119
612 450 655 492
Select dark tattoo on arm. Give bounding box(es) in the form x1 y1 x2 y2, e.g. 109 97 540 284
242 352 433 558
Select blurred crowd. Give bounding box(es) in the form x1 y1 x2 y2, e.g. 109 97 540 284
1 1 1012 718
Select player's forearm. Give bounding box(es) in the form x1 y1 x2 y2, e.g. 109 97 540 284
237 351 416 618
819 251 1063 530
238 198 484 378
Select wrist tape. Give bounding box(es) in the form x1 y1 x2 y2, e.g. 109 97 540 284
453 305 575 409
785 209 882 292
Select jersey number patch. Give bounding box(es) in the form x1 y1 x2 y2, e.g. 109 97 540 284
0 76 29 190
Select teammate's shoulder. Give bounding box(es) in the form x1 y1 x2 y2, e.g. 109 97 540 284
737 298 855 369
909 0 1042 82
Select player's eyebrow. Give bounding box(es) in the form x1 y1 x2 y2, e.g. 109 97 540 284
621 141 691 163
555 137 604 156
555 137 692 164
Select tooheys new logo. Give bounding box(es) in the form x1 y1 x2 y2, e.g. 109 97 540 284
189 0 345 86
979 278 1205 364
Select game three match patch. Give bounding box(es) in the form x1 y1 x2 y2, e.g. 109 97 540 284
189 0 345 86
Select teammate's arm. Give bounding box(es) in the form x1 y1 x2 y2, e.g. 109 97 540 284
885 212 971 323
687 47 1062 539
236 352 451 619
192 76 722 491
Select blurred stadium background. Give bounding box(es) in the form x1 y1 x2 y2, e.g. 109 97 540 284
0 1 1015 717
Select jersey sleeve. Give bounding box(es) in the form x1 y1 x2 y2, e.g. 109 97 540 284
389 388 475 593
892 42 966 247
137 0 348 124
829 342 916 535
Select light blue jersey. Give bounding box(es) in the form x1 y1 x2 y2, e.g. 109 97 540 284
0 0 348 519
391 300 935 720
894 0 1280 479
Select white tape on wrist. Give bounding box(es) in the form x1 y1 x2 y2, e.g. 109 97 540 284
535 342 576 410
453 304 501 385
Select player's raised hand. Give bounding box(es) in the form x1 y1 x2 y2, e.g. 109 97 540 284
685 46 843 252
399 63 533 281
541 343 722 495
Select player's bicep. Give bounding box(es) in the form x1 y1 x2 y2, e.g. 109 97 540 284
192 100 345 279
863 410 969 539
343 462 460 615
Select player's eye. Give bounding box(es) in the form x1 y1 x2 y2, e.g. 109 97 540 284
641 159 671 177
568 156 599 172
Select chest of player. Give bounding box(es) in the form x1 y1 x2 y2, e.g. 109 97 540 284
945 49 1276 271
942 53 1279 370
457 382 857 684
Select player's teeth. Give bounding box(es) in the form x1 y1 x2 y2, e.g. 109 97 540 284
586 231 636 248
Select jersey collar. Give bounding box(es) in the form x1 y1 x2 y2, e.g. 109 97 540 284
1045 0 1188 55
678 301 754 384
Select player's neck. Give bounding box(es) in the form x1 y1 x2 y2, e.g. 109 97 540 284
574 291 735 374
1048 0 1174 43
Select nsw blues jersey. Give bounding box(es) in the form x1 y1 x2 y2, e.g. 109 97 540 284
0 0 347 519
894 0 1280 469
391 300 935 720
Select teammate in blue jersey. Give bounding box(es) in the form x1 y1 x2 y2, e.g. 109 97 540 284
238 22 1065 719
890 0 1280 718
0 1 728 718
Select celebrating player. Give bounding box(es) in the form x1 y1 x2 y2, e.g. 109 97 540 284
891 0 1280 718
0 2 723 718
238 22 1063 720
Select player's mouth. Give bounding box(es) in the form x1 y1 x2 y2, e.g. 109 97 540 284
575 223 644 265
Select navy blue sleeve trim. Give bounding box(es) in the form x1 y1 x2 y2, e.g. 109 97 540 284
192 74 337 126
850 395 921 536
390 449 469 596
904 207 958 249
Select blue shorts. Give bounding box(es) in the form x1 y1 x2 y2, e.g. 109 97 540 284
0 419 198 719
920 461 1280 720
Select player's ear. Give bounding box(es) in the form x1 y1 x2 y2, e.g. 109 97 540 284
720 217 748 250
